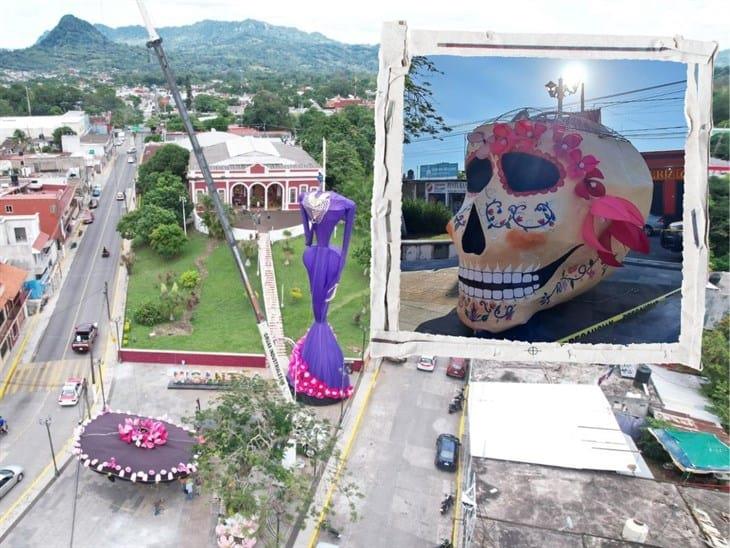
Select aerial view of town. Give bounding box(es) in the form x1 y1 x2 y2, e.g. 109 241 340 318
0 2 728 547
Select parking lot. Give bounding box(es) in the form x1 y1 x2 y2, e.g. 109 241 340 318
325 356 466 547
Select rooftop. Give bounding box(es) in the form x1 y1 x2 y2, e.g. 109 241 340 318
0 262 28 308
470 457 725 547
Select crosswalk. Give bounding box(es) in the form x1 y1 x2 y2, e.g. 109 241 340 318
4 359 89 396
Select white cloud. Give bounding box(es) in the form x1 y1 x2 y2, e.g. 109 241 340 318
0 0 726 50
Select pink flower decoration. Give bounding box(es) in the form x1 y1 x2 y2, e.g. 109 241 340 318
125 466 132 473
581 195 649 266
487 123 515 155
553 130 583 160
566 149 599 180
513 120 547 150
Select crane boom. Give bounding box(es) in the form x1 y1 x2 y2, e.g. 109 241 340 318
135 0 293 403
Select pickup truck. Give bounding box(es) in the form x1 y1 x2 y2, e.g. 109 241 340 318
71 323 98 353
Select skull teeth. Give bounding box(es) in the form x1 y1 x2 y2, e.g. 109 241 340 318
459 263 543 301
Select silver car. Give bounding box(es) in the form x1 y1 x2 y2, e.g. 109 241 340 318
0 466 24 499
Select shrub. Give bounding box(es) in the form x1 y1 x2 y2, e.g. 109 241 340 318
134 300 165 326
150 223 187 258
179 269 201 289
402 199 452 236
290 287 303 301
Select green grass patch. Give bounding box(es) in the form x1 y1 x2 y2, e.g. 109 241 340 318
124 233 262 352
272 233 369 357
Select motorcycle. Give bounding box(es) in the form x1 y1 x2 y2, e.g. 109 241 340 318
0 418 8 434
438 539 453 548
102 247 110 258
448 399 463 414
440 493 454 514
321 521 342 539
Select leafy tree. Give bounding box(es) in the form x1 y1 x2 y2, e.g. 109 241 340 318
403 56 451 143
203 116 231 132
138 143 190 185
194 94 226 113
191 376 360 536
708 175 729 271
150 223 187 259
198 193 233 239
128 95 142 108
117 204 176 245
134 300 165 326
184 76 193 110
144 134 162 143
11 129 28 148
143 173 189 222
242 90 291 129
164 114 205 132
52 126 75 147
700 315 729 429
48 105 63 115
325 140 365 189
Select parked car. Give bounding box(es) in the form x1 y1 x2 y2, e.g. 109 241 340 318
116 191 125 201
446 357 469 379
435 434 460 472
644 212 681 236
660 221 683 252
81 210 94 224
88 198 99 209
0 466 24 499
92 185 102 197
71 323 98 353
417 355 436 372
58 377 84 407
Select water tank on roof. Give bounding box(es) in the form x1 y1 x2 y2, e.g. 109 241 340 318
28 181 43 191
622 518 649 542
633 365 652 388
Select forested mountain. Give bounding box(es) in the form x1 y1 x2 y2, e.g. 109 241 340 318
0 15 378 76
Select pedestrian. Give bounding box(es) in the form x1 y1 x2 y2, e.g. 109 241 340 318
195 398 201 412
185 479 194 500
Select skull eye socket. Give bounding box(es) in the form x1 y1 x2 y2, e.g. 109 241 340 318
466 157 493 193
500 152 560 193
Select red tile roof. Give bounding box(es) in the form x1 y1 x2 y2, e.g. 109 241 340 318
32 231 51 252
0 262 28 308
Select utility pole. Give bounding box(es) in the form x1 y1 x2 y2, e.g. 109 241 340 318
24 85 32 116
180 195 187 236
82 379 91 420
39 417 59 476
97 359 106 409
89 348 96 385
103 281 111 320
321 138 327 191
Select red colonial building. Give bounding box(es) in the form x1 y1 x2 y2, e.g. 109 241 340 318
641 150 684 220
180 132 322 211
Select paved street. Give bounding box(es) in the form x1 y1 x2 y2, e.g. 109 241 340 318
0 135 140 528
322 357 465 547
2 362 220 548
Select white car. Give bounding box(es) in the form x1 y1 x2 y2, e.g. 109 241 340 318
116 192 125 201
58 377 83 406
0 466 24 499
417 355 436 372
127 157 135 164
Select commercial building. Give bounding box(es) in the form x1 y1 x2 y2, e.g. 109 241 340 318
179 131 322 212
0 261 29 366
0 111 90 142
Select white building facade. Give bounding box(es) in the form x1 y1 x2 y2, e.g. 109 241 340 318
0 214 58 280
0 111 90 142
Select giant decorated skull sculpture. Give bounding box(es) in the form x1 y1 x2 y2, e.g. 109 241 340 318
447 116 653 333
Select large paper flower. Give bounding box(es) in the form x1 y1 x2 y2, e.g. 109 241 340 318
513 120 547 150
581 195 649 266
487 123 515 155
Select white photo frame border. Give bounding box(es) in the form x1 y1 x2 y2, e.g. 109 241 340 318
369 22 718 369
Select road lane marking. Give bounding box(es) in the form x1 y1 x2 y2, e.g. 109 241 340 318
452 384 468 546
307 360 382 548
0 315 39 399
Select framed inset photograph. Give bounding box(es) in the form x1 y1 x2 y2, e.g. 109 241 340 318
370 23 718 368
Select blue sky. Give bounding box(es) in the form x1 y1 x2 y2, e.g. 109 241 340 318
404 55 688 175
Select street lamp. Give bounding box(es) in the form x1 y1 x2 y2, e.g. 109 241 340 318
39 416 59 476
545 65 586 114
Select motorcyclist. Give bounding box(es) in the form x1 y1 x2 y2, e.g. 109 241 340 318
0 416 7 433
102 246 109 256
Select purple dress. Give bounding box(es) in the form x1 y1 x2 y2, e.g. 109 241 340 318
287 190 356 402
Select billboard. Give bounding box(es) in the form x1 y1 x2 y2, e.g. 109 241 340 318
419 162 459 179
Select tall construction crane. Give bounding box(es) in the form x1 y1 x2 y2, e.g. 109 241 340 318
135 1 293 403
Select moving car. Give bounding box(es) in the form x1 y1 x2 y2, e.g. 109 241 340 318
92 185 102 197
446 357 469 379
660 221 683 252
435 434 459 472
127 156 135 164
0 466 24 499
417 355 436 372
127 146 136 154
116 191 125 201
71 323 98 353
88 198 99 209
81 210 94 224
58 377 84 407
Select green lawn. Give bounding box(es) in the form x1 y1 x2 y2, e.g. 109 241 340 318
125 231 369 356
271 233 369 357
125 233 263 352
